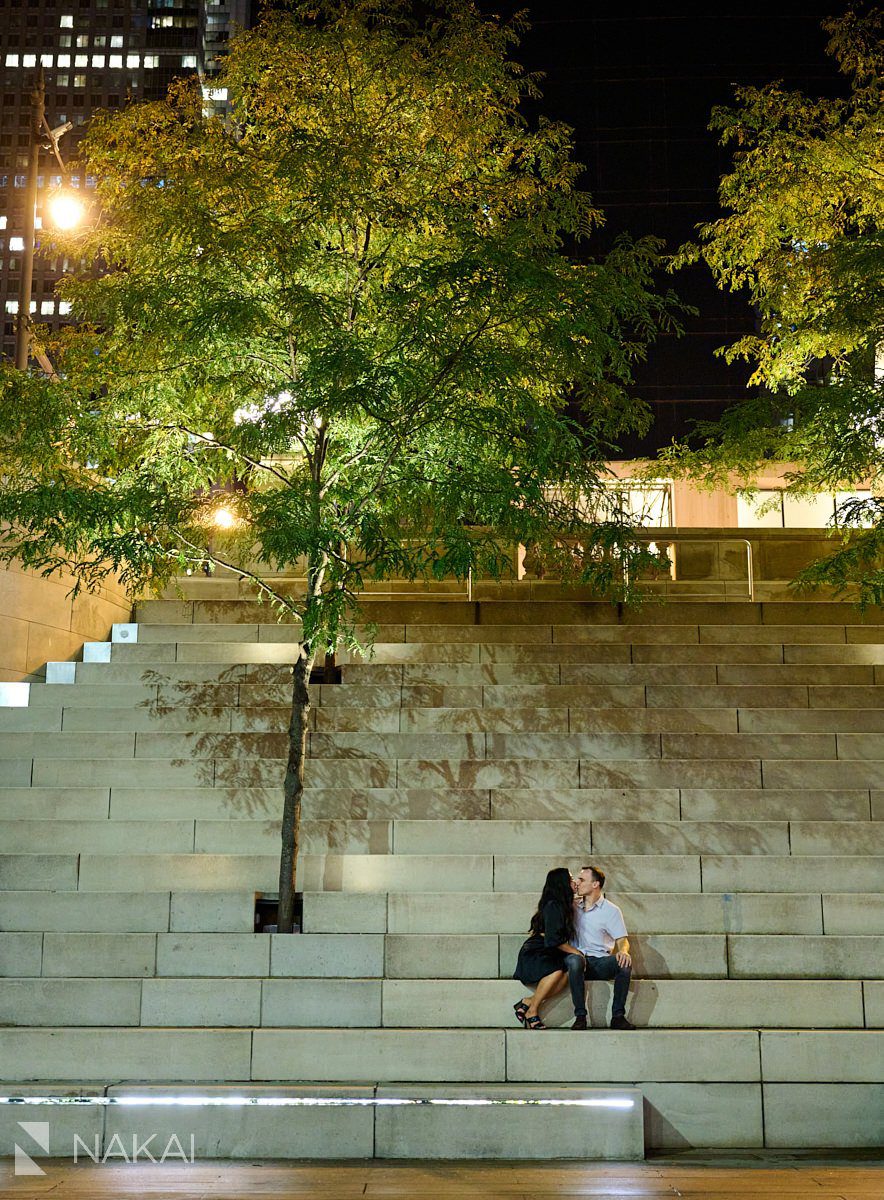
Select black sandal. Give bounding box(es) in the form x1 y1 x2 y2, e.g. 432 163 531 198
525 1014 546 1030
513 1001 529 1026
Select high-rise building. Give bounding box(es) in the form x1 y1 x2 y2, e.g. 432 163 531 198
0 0 253 362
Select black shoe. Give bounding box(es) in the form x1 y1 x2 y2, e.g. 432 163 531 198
571 1015 588 1030
610 1015 635 1030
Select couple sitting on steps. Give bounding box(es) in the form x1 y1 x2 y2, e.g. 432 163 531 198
513 864 636 1031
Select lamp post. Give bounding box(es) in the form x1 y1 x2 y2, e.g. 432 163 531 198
14 66 78 371
14 70 44 369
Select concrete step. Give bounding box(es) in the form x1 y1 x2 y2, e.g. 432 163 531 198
122 618 883 645
400 707 739 733
5 1074 880 1153
20 753 761 792
0 889 254 932
0 1079 645 1159
70 657 883 688
0 708 62 732
4 850 882 895
114 638 884 669
9 886 874 940
304 891 828 935
386 978 870 1029
0 977 872 1030
822 893 884 934
131 596 876 625
11 730 883 772
61 706 237 732
5 930 880 982
0 788 112 820
108 637 859 667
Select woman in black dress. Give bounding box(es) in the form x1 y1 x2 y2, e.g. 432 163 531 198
513 867 584 1029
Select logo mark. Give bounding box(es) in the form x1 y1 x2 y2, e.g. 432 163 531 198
14 1121 49 1176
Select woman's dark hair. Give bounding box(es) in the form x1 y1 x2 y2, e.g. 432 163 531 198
528 867 575 938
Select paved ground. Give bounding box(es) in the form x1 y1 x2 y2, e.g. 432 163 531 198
1 1153 882 1199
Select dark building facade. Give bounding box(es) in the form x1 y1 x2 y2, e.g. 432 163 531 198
0 0 251 361
489 1 844 453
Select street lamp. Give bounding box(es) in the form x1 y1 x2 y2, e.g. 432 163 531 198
14 67 80 370
47 191 85 232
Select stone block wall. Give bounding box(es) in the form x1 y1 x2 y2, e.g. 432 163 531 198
0 563 131 683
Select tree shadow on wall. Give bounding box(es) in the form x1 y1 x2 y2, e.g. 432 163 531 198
141 663 389 847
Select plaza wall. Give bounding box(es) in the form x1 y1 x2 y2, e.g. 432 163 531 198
0 562 131 684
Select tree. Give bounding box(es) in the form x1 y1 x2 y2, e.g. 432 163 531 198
659 7 884 600
0 0 681 930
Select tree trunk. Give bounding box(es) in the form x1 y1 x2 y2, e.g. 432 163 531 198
277 642 315 934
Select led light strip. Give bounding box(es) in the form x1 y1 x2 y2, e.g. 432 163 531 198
0 1095 634 1110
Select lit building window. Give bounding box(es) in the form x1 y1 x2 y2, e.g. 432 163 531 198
73 75 86 88
4 54 19 67
5 301 18 314
0 216 6 230
111 36 123 49
58 301 72 315
57 55 71 68
40 54 54 68
126 55 140 69
109 55 122 69
75 55 88 68
40 300 55 315
182 55 198 68
9 236 24 251
92 55 105 68
144 55 159 69
59 15 74 29
76 36 89 48
23 55 36 68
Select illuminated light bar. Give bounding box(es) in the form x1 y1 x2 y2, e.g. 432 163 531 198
0 1095 634 1110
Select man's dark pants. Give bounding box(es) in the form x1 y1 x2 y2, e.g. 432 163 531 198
564 952 631 1020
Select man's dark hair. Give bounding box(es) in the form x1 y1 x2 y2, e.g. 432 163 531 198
582 864 606 889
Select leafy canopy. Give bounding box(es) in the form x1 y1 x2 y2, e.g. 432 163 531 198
658 8 884 601
0 0 682 644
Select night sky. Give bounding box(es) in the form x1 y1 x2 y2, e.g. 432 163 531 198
479 1 845 455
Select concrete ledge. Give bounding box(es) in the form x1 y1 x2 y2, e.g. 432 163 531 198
0 1028 252 1081
762 1083 884 1147
367 891 825 936
382 979 866 1030
823 894 884 934
728 935 884 979
760 1031 884 1082
141 979 261 1027
505 1029 760 1082
0 1083 105 1158
0 891 170 933
639 1082 763 1149
373 1084 643 1160
102 1083 377 1159
0 979 142 1026
251 1029 506 1082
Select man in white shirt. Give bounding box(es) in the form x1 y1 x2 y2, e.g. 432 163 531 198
565 864 635 1031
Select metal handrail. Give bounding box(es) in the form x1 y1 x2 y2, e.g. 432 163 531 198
632 529 755 601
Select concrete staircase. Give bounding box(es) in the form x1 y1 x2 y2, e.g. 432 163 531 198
0 597 882 1159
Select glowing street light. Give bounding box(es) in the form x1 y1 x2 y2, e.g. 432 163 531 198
47 190 85 231
15 66 80 370
212 507 238 530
